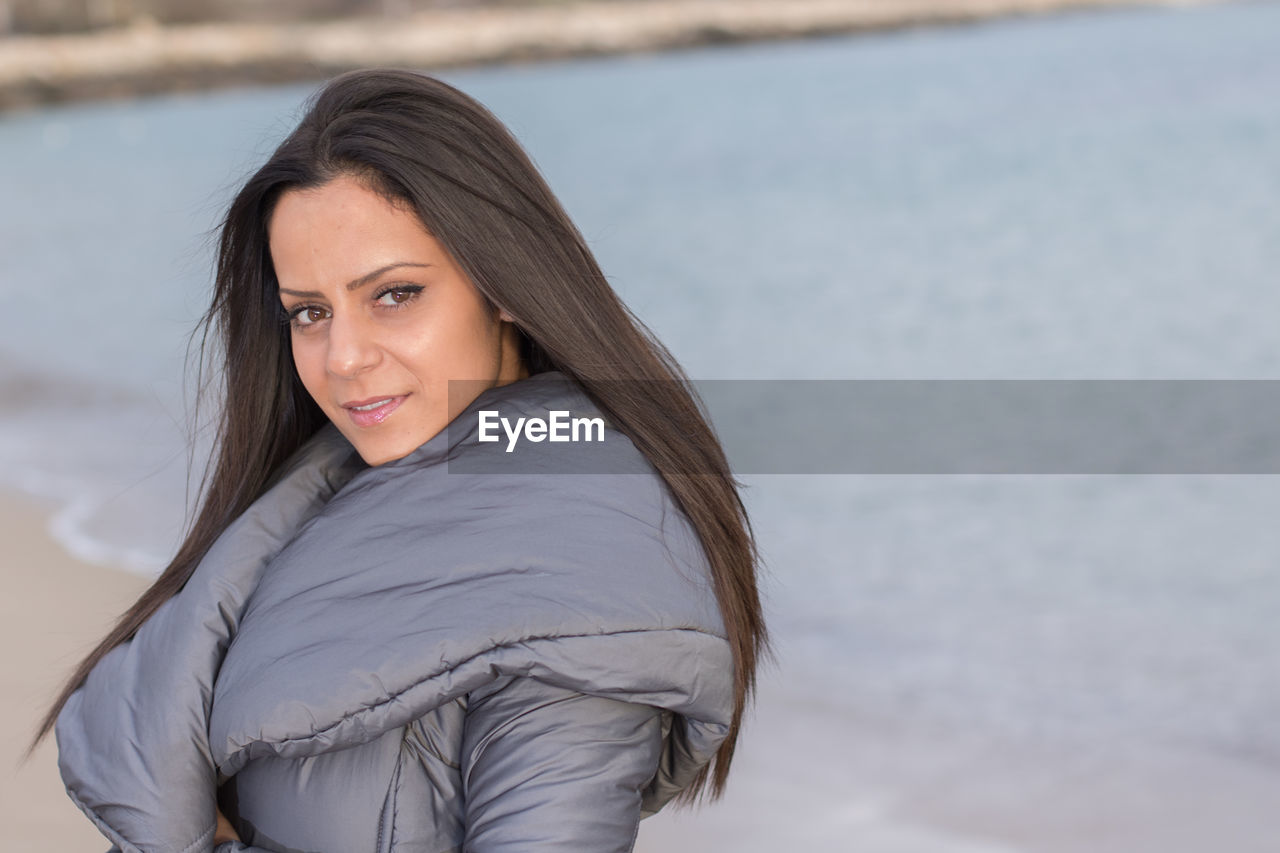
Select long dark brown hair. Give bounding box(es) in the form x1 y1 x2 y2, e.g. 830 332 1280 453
33 68 766 801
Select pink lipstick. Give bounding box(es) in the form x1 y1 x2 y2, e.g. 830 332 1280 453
342 395 407 428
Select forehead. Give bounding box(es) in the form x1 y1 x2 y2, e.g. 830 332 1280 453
268 176 440 286
270 175 415 242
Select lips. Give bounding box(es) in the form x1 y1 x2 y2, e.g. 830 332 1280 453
341 395 407 428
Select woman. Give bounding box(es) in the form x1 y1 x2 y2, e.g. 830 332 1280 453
34 68 765 852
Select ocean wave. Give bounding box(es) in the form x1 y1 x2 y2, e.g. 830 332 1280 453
46 493 171 575
0 392 202 577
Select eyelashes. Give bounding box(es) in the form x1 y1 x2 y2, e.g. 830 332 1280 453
284 304 330 327
373 283 424 307
282 284 425 330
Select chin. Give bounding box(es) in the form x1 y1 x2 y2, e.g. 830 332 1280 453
330 410 449 467
343 426 443 467
353 442 413 467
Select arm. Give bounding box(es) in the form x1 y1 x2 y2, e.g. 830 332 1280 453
461 676 665 853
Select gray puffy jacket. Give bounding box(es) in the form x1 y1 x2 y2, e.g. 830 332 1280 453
56 373 733 852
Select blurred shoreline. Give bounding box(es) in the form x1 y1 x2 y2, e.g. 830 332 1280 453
0 0 1227 111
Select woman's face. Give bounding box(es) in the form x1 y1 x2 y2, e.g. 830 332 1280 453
270 174 526 466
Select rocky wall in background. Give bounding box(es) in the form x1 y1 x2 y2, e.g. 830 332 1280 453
0 0 583 34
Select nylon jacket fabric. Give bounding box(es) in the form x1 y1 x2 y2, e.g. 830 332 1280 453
56 373 733 853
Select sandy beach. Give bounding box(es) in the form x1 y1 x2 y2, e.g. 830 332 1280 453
0 491 151 850
0 0 1229 111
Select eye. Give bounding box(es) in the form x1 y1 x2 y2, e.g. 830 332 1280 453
286 305 331 328
375 284 423 308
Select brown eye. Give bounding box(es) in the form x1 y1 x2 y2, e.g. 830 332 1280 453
288 305 330 327
375 285 423 307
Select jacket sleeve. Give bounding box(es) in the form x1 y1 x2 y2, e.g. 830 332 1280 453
461 676 665 853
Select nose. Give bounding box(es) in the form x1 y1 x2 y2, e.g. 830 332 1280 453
325 310 382 378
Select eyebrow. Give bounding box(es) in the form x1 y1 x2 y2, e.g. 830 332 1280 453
278 262 432 298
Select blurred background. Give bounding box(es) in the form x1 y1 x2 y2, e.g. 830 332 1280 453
3 0 1279 850
3 0 536 34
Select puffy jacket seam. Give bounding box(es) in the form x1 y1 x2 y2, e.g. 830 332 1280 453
65 783 214 853
63 786 130 853
177 827 217 853
407 711 463 771
378 737 406 853
628 806 642 852
236 627 725 756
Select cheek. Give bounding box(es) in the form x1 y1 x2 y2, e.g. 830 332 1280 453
450 318 503 375
290 336 328 403
457 301 505 360
406 309 500 376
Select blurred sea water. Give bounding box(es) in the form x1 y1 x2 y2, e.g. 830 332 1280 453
3 2 1280 849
